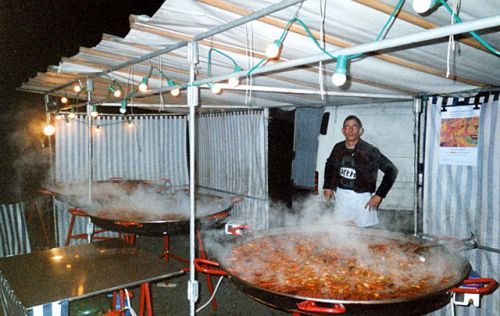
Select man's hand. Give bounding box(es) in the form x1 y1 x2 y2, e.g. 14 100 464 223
323 189 335 200
365 194 382 211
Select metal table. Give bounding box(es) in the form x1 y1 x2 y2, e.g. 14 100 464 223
0 239 184 314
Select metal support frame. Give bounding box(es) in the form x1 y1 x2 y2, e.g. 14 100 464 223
187 41 199 316
86 78 94 243
45 0 305 95
413 97 422 236
190 15 500 89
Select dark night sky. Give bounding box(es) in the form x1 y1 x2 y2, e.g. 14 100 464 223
0 0 165 202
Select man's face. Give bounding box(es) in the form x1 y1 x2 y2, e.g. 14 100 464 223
342 119 362 143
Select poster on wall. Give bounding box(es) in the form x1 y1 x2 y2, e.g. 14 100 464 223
439 105 480 166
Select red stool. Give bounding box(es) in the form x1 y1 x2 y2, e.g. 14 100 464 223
64 207 111 246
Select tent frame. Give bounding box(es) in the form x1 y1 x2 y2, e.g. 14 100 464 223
40 1 500 314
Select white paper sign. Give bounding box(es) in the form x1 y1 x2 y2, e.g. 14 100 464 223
439 105 480 166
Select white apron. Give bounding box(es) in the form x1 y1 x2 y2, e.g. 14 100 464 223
333 188 379 227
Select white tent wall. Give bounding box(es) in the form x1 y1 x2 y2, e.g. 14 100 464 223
53 114 188 246
196 110 268 229
423 93 499 316
316 101 416 212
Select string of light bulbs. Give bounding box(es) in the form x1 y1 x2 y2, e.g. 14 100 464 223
412 0 499 55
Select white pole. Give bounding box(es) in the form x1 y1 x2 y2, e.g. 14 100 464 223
86 78 94 243
413 97 422 236
192 15 500 86
187 41 199 316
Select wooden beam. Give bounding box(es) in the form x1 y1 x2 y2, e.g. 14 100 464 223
198 0 489 88
131 20 414 94
353 0 493 54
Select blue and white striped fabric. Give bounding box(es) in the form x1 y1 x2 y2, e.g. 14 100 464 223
55 115 188 184
196 111 268 229
0 203 31 258
423 93 499 316
27 301 68 316
0 271 27 316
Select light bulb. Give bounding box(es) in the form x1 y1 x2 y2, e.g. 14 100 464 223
128 121 134 128
120 99 127 114
43 124 55 136
95 125 100 133
138 77 149 93
265 40 281 59
73 84 82 93
61 96 68 104
55 114 63 120
332 73 347 87
412 0 439 14
91 110 98 118
332 55 348 87
170 88 180 97
68 112 76 119
210 83 222 95
228 76 240 88
113 89 122 98
138 83 148 92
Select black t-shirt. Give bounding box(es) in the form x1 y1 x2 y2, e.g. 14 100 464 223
339 148 356 190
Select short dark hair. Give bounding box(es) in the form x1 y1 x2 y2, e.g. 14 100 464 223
343 115 362 128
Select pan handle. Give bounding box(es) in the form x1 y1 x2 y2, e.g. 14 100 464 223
228 225 250 236
114 221 144 228
194 258 227 276
39 188 56 196
297 301 346 314
452 278 498 295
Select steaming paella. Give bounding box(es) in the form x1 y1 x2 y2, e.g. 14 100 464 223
224 232 461 301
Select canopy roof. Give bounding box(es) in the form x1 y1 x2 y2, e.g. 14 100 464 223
18 0 500 111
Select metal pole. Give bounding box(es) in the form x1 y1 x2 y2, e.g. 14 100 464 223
143 84 413 101
191 15 500 87
86 79 94 243
413 97 421 236
43 95 58 246
43 95 55 185
263 108 270 229
187 41 199 316
46 0 305 94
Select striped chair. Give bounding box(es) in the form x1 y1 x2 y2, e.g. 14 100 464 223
1 202 32 316
0 203 31 258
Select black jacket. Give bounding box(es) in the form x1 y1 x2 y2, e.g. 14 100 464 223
323 139 398 198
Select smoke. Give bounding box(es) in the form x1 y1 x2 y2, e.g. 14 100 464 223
200 193 467 301
0 100 50 203
49 181 231 221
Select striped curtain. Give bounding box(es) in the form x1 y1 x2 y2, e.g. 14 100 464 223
0 203 30 258
0 271 27 316
54 114 188 246
423 93 499 316
196 111 268 229
0 203 30 316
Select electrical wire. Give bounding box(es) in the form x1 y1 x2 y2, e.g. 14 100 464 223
439 0 499 55
195 276 225 313
318 0 327 100
248 0 406 76
446 0 460 78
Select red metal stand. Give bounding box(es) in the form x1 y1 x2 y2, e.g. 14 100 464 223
196 229 217 311
64 207 112 246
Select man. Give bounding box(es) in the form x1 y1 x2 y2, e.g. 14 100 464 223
323 115 398 227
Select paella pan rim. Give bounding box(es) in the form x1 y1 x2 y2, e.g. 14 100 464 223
220 225 471 306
